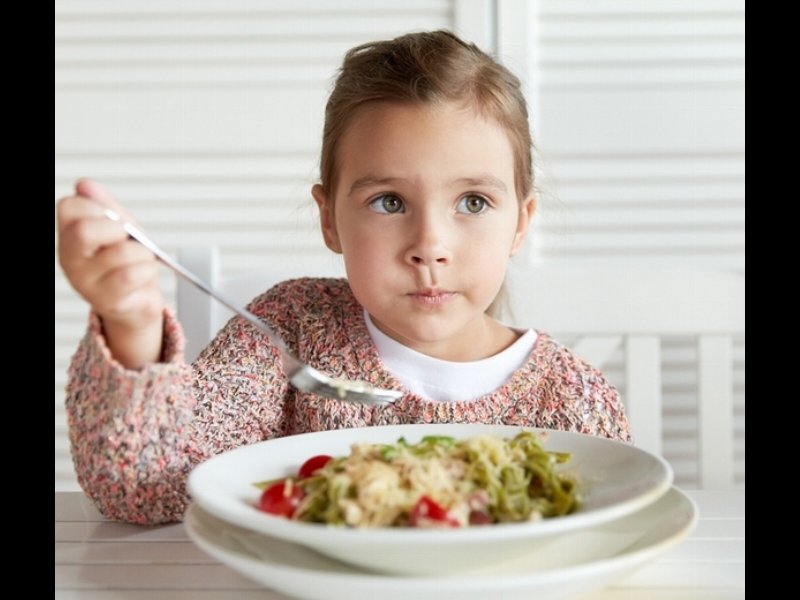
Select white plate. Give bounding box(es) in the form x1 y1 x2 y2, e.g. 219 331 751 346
187 424 672 575
185 486 697 600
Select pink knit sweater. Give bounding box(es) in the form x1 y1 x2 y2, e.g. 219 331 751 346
66 278 631 524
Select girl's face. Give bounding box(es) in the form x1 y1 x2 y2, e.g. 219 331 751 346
313 101 534 361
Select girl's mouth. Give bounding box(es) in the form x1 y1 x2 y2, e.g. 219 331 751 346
409 289 456 306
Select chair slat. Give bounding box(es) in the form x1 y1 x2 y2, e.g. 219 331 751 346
177 247 220 362
625 335 662 456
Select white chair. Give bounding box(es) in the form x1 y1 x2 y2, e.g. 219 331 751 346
176 248 745 489
502 264 744 489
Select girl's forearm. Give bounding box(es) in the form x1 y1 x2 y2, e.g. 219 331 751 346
102 316 165 369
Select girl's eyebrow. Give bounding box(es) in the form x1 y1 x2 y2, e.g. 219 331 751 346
348 175 508 195
452 176 508 194
349 176 403 195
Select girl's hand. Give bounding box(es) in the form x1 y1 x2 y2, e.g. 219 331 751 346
57 179 166 368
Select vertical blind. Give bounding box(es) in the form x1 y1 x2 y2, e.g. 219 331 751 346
55 0 744 490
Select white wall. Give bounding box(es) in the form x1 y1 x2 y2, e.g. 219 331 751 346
55 0 745 490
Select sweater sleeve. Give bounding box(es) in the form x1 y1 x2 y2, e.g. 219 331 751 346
65 305 289 525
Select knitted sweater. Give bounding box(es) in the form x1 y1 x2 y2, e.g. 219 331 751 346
66 278 631 524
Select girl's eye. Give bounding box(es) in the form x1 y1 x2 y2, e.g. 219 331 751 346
369 194 405 214
456 195 489 215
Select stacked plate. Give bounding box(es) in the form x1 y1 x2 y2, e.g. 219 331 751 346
185 424 697 600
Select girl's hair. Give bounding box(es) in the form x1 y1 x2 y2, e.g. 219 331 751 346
319 30 533 202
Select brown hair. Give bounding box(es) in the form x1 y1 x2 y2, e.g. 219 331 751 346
319 30 533 202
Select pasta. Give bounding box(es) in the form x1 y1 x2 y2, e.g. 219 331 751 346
258 431 579 528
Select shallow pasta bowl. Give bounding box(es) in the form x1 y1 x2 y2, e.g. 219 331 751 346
186 424 672 575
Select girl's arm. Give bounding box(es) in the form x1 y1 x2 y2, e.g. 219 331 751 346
57 179 165 369
65 303 290 525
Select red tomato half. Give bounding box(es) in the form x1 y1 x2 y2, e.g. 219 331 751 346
409 495 460 527
298 454 333 479
258 481 303 517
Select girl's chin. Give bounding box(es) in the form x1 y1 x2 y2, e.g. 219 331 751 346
380 325 483 358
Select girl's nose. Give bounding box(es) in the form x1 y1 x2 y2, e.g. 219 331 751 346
404 216 453 266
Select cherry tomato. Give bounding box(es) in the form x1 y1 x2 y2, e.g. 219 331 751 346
468 510 494 525
258 480 303 517
409 496 459 527
467 491 493 525
298 454 333 479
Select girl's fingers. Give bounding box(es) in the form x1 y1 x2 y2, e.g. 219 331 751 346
94 239 156 271
97 259 160 296
57 180 136 233
78 240 157 287
75 179 118 208
56 194 108 232
91 260 162 318
58 216 130 266
74 179 138 224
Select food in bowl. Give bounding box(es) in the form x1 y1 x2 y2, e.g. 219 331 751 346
255 431 578 528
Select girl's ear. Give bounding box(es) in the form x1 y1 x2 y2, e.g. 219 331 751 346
312 184 342 253
510 195 536 256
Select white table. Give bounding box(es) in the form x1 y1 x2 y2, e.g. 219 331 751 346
55 490 744 600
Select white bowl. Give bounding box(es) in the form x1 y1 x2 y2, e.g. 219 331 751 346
187 424 672 575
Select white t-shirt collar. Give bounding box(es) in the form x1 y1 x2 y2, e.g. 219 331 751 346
364 311 537 402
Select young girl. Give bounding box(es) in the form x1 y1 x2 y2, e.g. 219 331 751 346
57 30 630 525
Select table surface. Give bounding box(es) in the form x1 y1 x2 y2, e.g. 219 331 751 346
55 489 744 600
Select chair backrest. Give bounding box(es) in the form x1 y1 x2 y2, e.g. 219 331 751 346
501 264 744 489
176 248 745 489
